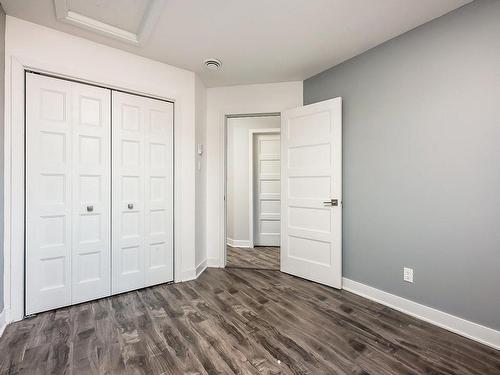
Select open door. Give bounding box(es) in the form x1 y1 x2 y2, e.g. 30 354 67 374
280 97 342 288
254 132 281 247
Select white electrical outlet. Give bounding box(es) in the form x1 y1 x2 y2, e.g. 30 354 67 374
403 267 414 283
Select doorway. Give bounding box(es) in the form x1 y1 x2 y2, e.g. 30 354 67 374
225 115 281 270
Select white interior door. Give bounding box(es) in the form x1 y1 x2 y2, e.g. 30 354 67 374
254 133 281 246
26 74 72 314
71 82 111 304
280 97 342 288
26 73 111 314
112 91 173 294
144 96 174 287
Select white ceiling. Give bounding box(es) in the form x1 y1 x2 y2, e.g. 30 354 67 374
1 0 472 87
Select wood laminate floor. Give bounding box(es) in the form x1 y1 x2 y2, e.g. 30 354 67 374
0 268 499 374
226 246 280 270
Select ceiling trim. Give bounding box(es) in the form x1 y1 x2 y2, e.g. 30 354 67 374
53 0 165 45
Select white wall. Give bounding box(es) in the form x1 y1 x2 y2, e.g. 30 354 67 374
206 82 303 266
226 116 280 246
3 16 199 320
194 75 207 274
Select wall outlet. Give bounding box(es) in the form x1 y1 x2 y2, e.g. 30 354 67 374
403 267 414 283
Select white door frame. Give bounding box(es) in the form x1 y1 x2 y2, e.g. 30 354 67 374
4 56 181 323
248 128 280 248
221 113 280 267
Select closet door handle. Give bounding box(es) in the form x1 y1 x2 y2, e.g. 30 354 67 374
128 203 134 210
86 205 94 212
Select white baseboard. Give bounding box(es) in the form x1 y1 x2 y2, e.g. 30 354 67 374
196 259 207 277
207 258 221 268
179 260 209 282
342 278 500 350
0 309 6 337
226 238 251 248
180 268 197 282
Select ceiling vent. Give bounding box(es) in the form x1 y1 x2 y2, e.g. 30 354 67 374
204 59 222 71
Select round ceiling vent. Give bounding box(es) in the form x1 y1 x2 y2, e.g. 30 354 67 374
204 58 222 71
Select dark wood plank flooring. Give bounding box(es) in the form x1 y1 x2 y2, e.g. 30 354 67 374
226 246 280 270
0 268 499 374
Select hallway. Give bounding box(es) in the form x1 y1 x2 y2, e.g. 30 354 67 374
226 246 280 270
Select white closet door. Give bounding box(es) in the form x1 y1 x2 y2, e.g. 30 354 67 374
26 73 111 314
26 74 73 314
112 92 145 293
112 92 173 294
143 97 174 287
71 83 111 303
254 133 281 246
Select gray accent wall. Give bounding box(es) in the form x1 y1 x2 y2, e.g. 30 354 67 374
0 5 5 313
304 0 500 330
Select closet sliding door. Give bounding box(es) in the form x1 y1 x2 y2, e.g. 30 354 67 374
112 91 174 294
26 73 111 314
